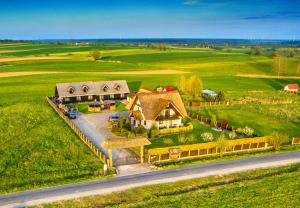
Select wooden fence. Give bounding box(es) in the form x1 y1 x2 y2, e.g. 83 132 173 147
292 137 300 145
148 137 271 163
46 97 107 164
188 112 233 131
189 99 292 107
190 101 230 107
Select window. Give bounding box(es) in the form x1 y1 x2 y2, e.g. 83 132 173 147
82 85 89 93
76 96 81 101
114 84 121 91
102 85 109 92
121 93 125 98
110 94 114 99
65 97 70 102
165 109 170 117
68 87 75 94
144 120 147 125
88 95 93 100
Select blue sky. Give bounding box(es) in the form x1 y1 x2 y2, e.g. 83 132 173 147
0 0 300 40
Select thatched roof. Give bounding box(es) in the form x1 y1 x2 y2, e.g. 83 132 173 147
101 137 151 149
129 91 187 120
56 80 130 98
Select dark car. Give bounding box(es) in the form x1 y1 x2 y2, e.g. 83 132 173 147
68 108 77 119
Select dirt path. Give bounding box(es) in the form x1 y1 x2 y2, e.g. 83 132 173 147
237 74 300 79
0 69 190 78
0 56 69 63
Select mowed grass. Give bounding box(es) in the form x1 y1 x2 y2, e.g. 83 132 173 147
40 164 300 208
0 43 300 194
0 103 105 194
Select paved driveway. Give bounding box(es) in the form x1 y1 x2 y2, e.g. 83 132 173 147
71 111 138 165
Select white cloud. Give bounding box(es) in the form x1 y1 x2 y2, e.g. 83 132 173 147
183 0 199 6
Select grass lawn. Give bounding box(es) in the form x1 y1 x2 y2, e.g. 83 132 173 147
0 102 106 194
77 103 91 114
39 163 300 208
147 120 222 149
189 101 300 137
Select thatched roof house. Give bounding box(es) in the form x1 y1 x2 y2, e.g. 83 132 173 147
55 80 130 103
128 90 187 129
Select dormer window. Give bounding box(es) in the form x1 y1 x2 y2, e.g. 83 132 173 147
82 85 89 93
68 87 75 94
114 84 121 91
102 85 109 92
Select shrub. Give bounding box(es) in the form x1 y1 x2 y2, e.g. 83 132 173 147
120 128 131 138
235 128 243 134
210 114 217 128
201 132 214 142
243 126 254 136
268 132 290 151
216 134 229 158
220 119 229 129
182 116 191 126
178 134 187 144
163 138 173 145
112 123 121 133
124 119 132 131
149 124 159 138
187 134 196 143
135 125 147 134
159 123 193 135
228 131 237 140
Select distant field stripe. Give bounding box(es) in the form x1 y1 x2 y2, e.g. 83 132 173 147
0 56 70 62
237 74 300 79
0 69 191 78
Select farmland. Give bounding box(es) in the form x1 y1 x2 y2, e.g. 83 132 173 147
0 42 300 193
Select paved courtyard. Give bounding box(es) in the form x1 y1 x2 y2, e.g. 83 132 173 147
71 111 139 166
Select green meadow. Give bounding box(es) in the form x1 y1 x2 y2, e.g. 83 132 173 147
0 42 300 193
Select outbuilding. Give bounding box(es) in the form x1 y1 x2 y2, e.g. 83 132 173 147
284 84 299 93
55 80 130 103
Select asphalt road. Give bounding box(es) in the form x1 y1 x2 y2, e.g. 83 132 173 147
1 151 300 208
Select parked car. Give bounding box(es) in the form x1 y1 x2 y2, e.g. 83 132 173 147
68 108 78 119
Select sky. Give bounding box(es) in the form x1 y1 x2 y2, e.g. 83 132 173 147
0 0 300 40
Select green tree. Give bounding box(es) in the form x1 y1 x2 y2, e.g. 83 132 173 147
179 75 186 93
217 91 225 101
90 50 101 61
186 75 203 97
216 134 228 158
268 132 289 151
210 114 217 128
149 124 159 138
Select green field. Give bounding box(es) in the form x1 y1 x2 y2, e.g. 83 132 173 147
40 163 300 208
0 42 300 193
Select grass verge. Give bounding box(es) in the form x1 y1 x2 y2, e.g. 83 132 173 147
39 163 300 208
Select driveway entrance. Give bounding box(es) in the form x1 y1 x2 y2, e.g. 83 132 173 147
71 111 139 166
